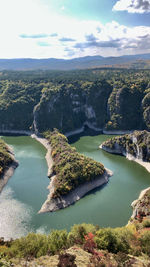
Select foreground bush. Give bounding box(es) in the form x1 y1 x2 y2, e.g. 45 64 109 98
8 233 48 258
8 230 68 258
1 223 149 261
139 231 150 255
68 223 97 246
47 230 68 255
95 228 132 254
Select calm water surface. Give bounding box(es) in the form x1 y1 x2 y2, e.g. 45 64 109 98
0 134 149 239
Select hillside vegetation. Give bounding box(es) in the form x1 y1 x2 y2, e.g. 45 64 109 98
0 220 150 266
1 181 150 266
0 69 150 133
0 139 14 177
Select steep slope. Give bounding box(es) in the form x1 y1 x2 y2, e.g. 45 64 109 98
0 70 149 134
100 130 150 172
0 80 42 131
33 80 112 134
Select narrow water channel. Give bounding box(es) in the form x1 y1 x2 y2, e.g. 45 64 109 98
0 134 149 240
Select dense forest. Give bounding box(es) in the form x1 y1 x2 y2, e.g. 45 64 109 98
0 69 149 134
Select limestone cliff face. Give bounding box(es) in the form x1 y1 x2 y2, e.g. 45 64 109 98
32 81 112 134
0 78 149 134
142 91 150 130
100 130 150 162
130 187 150 221
105 84 145 131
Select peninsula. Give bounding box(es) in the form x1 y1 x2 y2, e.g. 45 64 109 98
38 129 112 213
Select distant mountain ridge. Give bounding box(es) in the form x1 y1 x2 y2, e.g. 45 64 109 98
0 53 150 70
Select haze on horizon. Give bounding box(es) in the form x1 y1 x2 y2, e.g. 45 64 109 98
1 0 150 59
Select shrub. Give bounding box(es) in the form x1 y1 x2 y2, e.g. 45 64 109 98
95 228 131 254
47 230 68 255
142 220 150 228
68 224 96 246
95 228 118 253
8 233 48 258
83 232 97 254
139 231 150 255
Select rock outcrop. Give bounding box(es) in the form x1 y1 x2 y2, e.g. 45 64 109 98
100 130 150 172
0 73 149 135
130 187 150 221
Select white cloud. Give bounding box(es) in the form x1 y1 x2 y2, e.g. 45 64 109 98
0 0 150 58
113 0 150 13
71 22 150 57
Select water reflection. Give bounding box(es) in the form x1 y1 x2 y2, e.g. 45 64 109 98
0 187 32 240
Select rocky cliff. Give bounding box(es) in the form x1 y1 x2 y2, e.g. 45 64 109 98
0 71 149 134
130 187 150 222
33 81 112 134
100 130 150 165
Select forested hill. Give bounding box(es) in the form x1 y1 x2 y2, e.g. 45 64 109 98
0 69 150 134
1 53 150 70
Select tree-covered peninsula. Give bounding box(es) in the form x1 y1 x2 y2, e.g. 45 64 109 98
45 129 105 197
38 129 112 212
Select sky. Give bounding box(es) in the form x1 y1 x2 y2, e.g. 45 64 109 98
0 0 150 59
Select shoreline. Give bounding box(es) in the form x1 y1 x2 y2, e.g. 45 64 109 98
100 145 150 173
130 187 150 220
0 146 19 193
31 134 53 177
1 130 149 215
126 154 150 173
38 168 113 213
0 130 31 136
65 122 102 137
102 130 133 135
65 127 134 138
31 133 113 213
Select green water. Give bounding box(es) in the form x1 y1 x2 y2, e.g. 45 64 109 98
0 134 149 239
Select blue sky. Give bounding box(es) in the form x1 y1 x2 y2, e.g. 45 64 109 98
0 0 150 58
